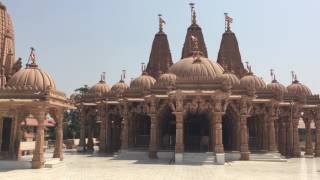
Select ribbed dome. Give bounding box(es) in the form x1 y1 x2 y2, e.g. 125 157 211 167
215 72 240 88
111 80 129 94
266 80 287 95
287 80 312 96
154 73 176 88
169 56 223 83
130 73 156 90
7 64 56 91
89 80 110 96
240 73 266 91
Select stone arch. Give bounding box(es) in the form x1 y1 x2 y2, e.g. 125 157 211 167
158 103 176 150
222 104 239 151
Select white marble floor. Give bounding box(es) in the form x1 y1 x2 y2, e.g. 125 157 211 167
0 151 319 180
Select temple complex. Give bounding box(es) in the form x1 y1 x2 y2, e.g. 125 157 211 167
75 4 320 164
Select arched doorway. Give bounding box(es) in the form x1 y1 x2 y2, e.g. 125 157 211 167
184 112 210 152
222 106 239 151
1 117 13 152
247 115 264 151
132 114 150 148
159 105 176 150
109 113 122 153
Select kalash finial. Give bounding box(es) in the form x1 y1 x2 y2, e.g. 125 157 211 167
158 14 166 32
141 62 147 74
26 47 37 67
270 69 277 82
189 3 197 24
291 71 298 83
245 61 252 74
224 13 233 32
100 72 106 82
120 70 126 82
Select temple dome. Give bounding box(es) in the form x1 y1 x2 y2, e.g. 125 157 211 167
111 80 129 94
287 80 312 96
89 80 110 96
130 72 156 90
154 73 176 88
215 71 240 88
240 73 266 91
7 63 56 91
169 56 223 83
266 80 287 95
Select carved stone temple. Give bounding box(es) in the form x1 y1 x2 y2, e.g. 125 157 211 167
0 2 73 168
73 4 320 164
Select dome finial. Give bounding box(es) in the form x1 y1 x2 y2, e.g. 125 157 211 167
141 62 147 74
100 72 106 82
158 14 166 32
26 47 37 67
291 70 298 83
224 13 233 32
189 3 197 24
270 69 277 82
120 70 126 82
245 61 252 74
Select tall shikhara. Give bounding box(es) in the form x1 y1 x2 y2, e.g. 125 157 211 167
217 13 246 78
0 2 21 87
146 15 173 79
181 4 208 59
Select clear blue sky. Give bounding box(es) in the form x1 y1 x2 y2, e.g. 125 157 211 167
3 0 320 95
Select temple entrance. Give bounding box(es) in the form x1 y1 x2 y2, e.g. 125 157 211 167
159 105 176 150
247 116 264 151
1 118 12 152
184 113 210 152
132 114 150 148
222 107 239 151
109 114 122 152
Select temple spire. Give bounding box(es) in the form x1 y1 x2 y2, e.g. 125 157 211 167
145 15 173 79
217 13 246 78
181 3 208 58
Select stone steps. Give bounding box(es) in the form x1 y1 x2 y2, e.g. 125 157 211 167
249 153 287 162
182 152 216 165
44 158 64 168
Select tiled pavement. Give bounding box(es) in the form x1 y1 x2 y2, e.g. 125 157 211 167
0 150 319 180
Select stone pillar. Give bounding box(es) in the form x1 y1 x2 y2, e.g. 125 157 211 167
175 112 184 162
32 110 46 169
268 116 277 152
214 112 225 164
240 115 249 160
292 118 301 157
0 114 3 150
79 108 86 151
304 119 313 156
314 120 320 157
99 105 107 153
121 102 129 150
279 121 287 155
286 119 293 157
149 114 158 159
53 111 64 160
263 118 269 151
87 119 94 151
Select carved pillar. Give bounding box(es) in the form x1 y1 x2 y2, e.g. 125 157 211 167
304 119 313 156
292 118 301 157
121 102 129 150
286 118 293 157
53 110 64 160
0 113 3 150
314 120 320 157
32 110 46 169
175 112 184 154
240 115 249 160
213 112 224 154
149 114 158 158
87 116 94 151
99 104 107 153
279 121 287 155
79 107 86 151
268 112 277 152
263 117 269 151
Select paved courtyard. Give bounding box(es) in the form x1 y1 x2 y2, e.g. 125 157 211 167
0 151 320 180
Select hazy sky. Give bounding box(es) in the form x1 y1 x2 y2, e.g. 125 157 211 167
3 0 320 95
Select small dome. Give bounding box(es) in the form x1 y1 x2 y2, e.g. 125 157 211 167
130 73 156 90
89 80 110 96
7 64 55 91
215 71 240 88
111 80 129 94
287 80 312 96
169 56 223 83
240 73 266 91
266 80 287 95
154 73 176 88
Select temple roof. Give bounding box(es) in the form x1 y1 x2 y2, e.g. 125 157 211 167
146 29 172 79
